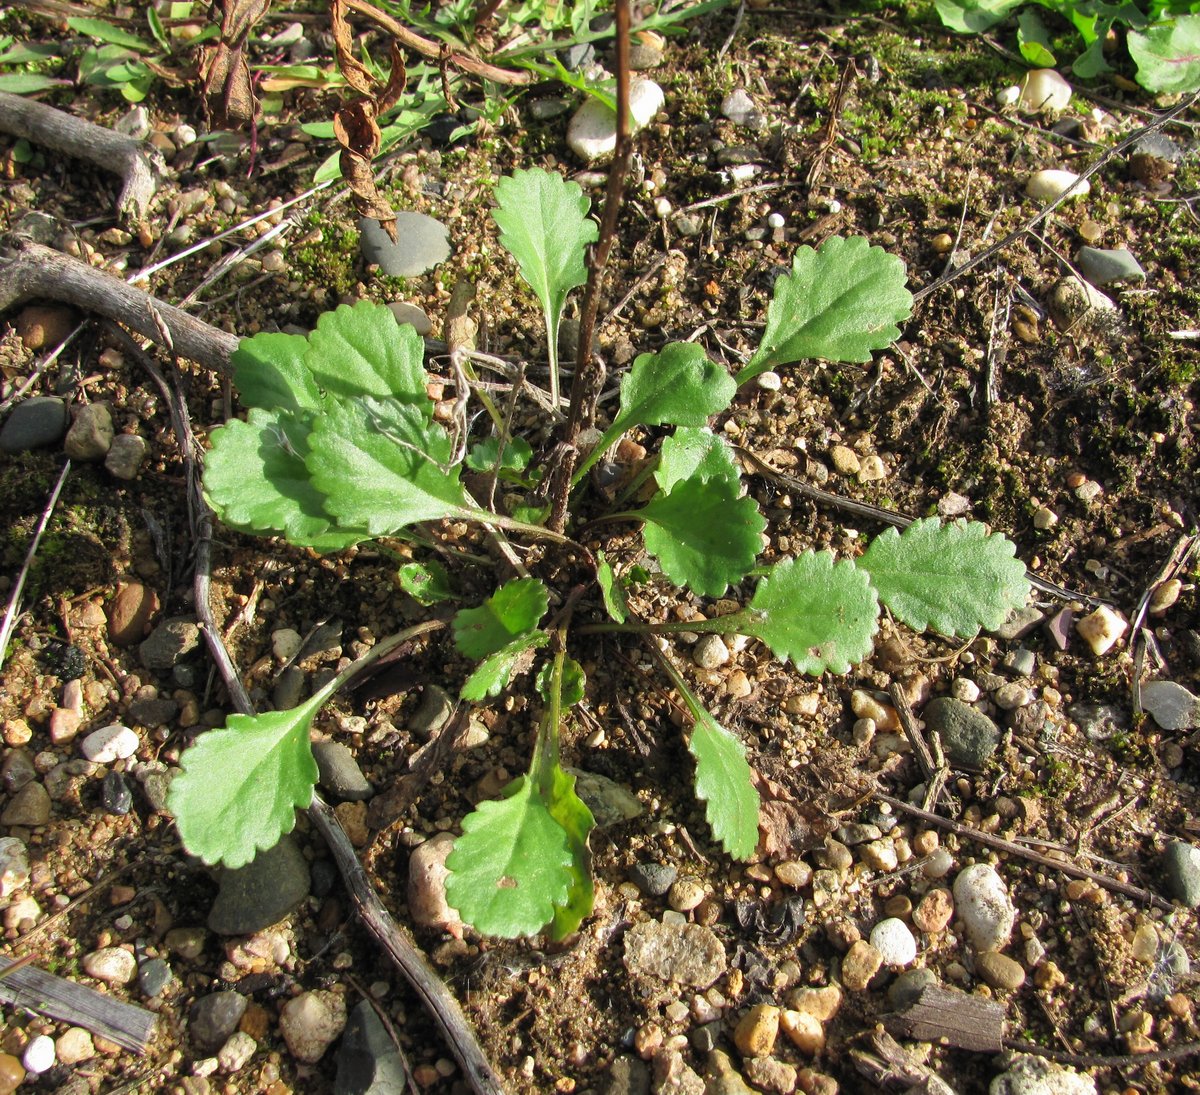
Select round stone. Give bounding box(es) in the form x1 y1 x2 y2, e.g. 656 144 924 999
628 862 677 897
22 1035 55 1074
913 887 954 933
953 863 1016 952
82 946 137 984
870 918 917 967
189 991 248 1052
81 724 140 763
55 1027 94 1064
1018 68 1072 112
1026 169 1090 202
977 951 1026 990
888 967 937 1008
668 878 706 913
692 635 730 669
279 989 347 1064
0 1053 23 1093
138 957 173 997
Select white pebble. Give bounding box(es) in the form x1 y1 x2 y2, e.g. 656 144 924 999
870 918 917 967
218 1030 257 1073
81 724 139 763
1026 169 1090 203
953 863 1016 952
567 78 664 161
654 197 673 218
271 628 303 662
693 634 730 670
82 945 137 984
1018 69 1072 113
950 678 980 703
996 85 1021 108
827 199 842 214
23 1034 56 1074
407 833 463 937
1075 605 1127 655
767 212 785 229
756 371 782 392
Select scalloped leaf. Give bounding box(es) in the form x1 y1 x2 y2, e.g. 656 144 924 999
306 398 473 536
615 343 736 433
546 764 595 939
1129 16 1200 94
444 775 575 937
656 426 740 494
745 552 880 674
230 332 322 414
167 696 322 869
596 552 628 624
202 408 364 551
304 301 432 408
453 578 550 659
858 517 1031 636
638 476 765 598
461 633 549 701
689 707 759 860
466 435 534 475
738 236 913 385
536 657 585 708
398 560 454 605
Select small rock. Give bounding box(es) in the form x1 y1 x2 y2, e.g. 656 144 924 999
22 1034 56 1074
938 491 971 517
359 213 450 277
273 666 306 710
1076 246 1146 286
993 605 1045 640
1026 169 1090 203
623 918 727 988
207 834 311 935
787 985 841 1022
721 87 765 130
743 1056 796 1093
1162 842 1200 908
568 78 664 160
107 580 160 646
756 371 782 392
82 945 137 984
139 617 200 670
55 1027 94 1065
1045 607 1074 651
190 991 248 1052
668 878 706 913
217 1030 256 1073
913 887 954 933
280 990 346 1064
569 768 643 827
1003 646 1037 676
387 301 433 336
829 444 860 476
628 862 677 897
0 396 69 452
0 781 50 826
138 957 173 997
953 863 1016 952
271 628 302 662
1018 69 1072 112
889 967 937 1008
977 951 1025 990
858 454 886 482
1141 681 1200 731
128 696 179 728
994 683 1034 711
336 999 410 1094
1 752 36 794
923 696 1000 768
407 832 463 936
15 306 75 351
628 42 664 69
0 837 30 896
733 1003 779 1057
840 939 883 990
860 839 898 872
105 433 150 478
989 1056 1097 1095
64 403 114 460
1049 275 1116 331
692 634 730 669
165 926 207 960
1149 578 1182 616
81 724 139 763
557 42 594 71
1075 605 1127 655
408 684 453 739
1033 506 1059 530
703 1049 754 1095
780 1008 825 1055
312 740 373 801
870 917 917 967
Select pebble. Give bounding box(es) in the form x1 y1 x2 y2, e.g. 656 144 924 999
1076 245 1146 286
83 945 137 983
1033 506 1059 530
165 926 207 960
720 87 764 129
1018 68 1072 112
567 78 664 160
312 740 373 801
107 580 160 646
407 832 463 936
271 628 302 662
913 887 954 933
733 1004 779 1057
1049 275 1116 330
55 1027 94 1064
780 1009 826 1054
336 998 410 1094
273 666 306 709
1140 680 1200 731
628 862 678 897
105 433 150 479
1026 169 1090 202
840 939 883 990
1045 607 1074 651
382 301 434 337
860 839 898 872
977 951 1026 990
1149 578 1182 616
742 1055 795 1094
1162 842 1200 908
139 617 200 670
701 1050 751 1095
756 370 782 391
359 213 450 277
787 985 841 1022
81 724 139 763
923 696 1000 767
22 1034 55 1074
103 770 134 817
989 1055 1097 1095
280 990 346 1063
0 396 69 452
888 967 937 1008
829 444 860 475
15 305 75 350
138 956 173 997
628 42 664 69
953 863 1016 951
692 635 730 669
1 836 33 896
571 768 643 827
858 453 886 482
774 860 812 889
870 917 917 967
190 991 248 1052
64 402 115 460
994 683 1034 710
217 1030 256 1073
937 491 971 516
1075 605 1127 655
993 604 1045 640
207 833 311 935
0 781 50 826
623 919 727 988
668 878 706 912
408 684 453 739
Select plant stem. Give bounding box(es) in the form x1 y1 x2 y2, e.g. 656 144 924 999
546 312 560 412
315 619 447 704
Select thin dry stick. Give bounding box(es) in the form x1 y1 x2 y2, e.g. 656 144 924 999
876 792 1176 912
1001 1036 1200 1070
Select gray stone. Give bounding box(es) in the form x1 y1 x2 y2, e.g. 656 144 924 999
569 768 643 828
0 397 68 452
359 213 450 277
623 918 726 988
558 42 594 71
1162 841 1200 908
627 862 677 897
104 433 149 479
923 696 1000 768
102 771 133 815
605 1054 650 1095
720 88 764 130
273 666 306 709
1002 647 1037 676
386 302 432 336
139 617 200 670
335 999 407 1095
13 211 60 244
189 990 248 1052
127 696 179 728
1 751 37 794
0 781 51 826
64 403 114 460
992 605 1044 640
1076 246 1146 286
627 43 664 69
836 822 882 846
313 741 373 802
703 1050 755 1095
888 966 937 1008
1141 680 1200 731
990 1056 1096 1095
1049 275 1116 331
1068 702 1127 742
407 684 453 739
138 767 174 813
673 215 703 237
207 834 311 935
528 98 570 121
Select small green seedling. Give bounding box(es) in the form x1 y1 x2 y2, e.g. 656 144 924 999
171 167 1030 939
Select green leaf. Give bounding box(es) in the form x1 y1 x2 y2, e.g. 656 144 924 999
168 695 322 869
545 765 595 939
1018 9 1057 66
933 0 1023 33
305 301 431 408
744 552 880 674
466 435 534 474
537 656 585 707
596 552 628 624
398 560 454 604
0 74 69 93
858 517 1031 637
146 6 170 51
1129 15 1200 93
656 426 741 494
689 707 759 860
492 168 597 354
444 775 575 937
461 633 549 700
67 16 155 51
231 332 322 414
637 476 765 598
202 408 364 551
738 236 913 385
454 578 550 659
305 398 472 536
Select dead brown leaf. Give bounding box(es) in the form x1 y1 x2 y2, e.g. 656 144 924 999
199 0 271 130
754 772 835 859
